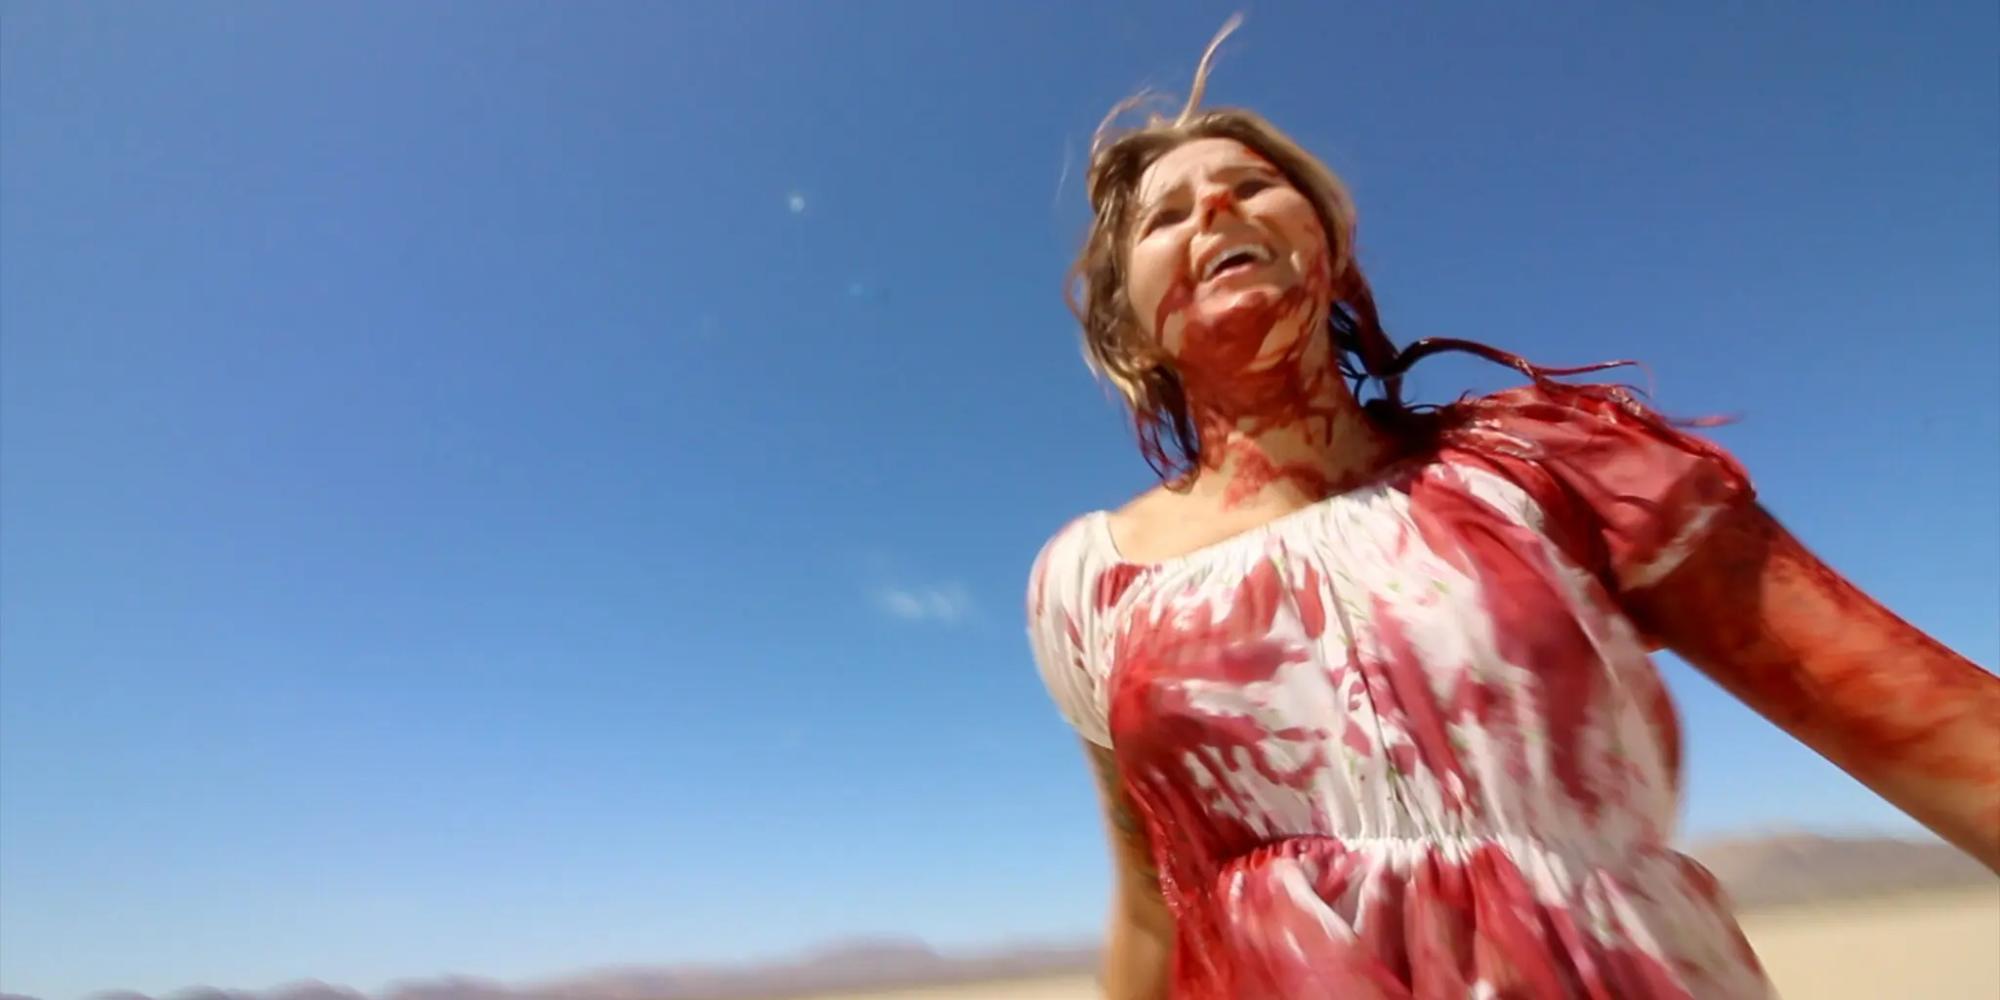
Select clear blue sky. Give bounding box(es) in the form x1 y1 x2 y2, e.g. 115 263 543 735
2 3 1994 997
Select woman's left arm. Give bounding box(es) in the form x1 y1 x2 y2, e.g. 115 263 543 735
1626 502 2000 871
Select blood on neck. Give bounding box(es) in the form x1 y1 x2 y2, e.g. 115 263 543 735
1156 252 1383 508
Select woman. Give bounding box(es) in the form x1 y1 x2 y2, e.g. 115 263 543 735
1025 20 2000 1000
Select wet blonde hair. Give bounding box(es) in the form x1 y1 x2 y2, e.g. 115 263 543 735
1067 17 1409 480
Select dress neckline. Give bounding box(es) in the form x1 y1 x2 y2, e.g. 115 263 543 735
1084 458 1424 570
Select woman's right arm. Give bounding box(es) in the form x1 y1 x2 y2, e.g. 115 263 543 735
1083 739 1174 999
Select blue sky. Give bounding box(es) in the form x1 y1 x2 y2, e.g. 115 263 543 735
2 3 1994 997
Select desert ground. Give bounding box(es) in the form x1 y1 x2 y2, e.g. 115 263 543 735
797 886 2000 1000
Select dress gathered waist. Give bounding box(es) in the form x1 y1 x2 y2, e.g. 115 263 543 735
1216 829 1668 877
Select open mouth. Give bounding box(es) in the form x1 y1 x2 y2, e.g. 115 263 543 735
1200 242 1274 282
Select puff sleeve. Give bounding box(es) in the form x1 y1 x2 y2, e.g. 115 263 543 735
1448 382 1756 594
1025 517 1114 747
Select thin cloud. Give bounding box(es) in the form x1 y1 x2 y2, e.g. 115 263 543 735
873 581 972 624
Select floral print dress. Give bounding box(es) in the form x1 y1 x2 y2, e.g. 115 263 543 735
1027 384 1777 999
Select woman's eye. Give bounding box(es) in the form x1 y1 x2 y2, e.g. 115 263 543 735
1235 178 1273 198
1142 207 1188 234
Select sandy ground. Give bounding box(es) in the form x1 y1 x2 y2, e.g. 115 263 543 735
800 886 2000 999
1734 886 1998 998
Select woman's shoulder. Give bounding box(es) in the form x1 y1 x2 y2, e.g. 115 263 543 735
1097 484 1203 563
1025 509 1124 747
1027 484 1183 626
1027 509 1114 616
1442 380 1719 449
1436 379 1756 591
1439 380 1748 481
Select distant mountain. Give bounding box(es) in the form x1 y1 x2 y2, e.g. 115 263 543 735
72 940 1098 1000
476 937 1099 1000
63 833 1996 1000
1684 831 1995 908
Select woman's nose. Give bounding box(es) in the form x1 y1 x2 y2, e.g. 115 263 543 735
1197 187 1242 229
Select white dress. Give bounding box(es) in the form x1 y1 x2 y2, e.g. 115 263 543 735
1027 384 1777 999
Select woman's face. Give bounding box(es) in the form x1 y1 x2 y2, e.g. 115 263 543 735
1124 137 1330 370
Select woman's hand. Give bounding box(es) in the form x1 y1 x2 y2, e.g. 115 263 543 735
1083 739 1175 1000
1628 503 2000 871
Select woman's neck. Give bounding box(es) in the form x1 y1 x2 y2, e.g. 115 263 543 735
1180 322 1395 510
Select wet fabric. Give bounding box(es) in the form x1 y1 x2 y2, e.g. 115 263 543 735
1028 384 1773 999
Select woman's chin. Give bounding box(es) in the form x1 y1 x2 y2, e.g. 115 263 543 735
1196 279 1291 321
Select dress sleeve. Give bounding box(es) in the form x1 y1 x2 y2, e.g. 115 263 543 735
1449 382 1756 594
1025 517 1114 748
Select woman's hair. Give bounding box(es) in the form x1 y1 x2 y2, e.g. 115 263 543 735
1068 17 1617 482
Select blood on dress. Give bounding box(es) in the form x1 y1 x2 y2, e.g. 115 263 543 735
1402 465 1617 819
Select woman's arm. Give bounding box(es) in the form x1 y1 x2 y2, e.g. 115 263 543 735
1627 503 2000 870
1083 739 1174 1000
